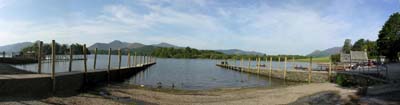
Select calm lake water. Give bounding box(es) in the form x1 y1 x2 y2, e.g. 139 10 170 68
12 55 315 90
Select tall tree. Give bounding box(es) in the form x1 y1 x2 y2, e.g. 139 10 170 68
377 12 400 62
342 39 352 53
352 39 365 51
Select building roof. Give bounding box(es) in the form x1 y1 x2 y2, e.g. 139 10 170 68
340 51 368 63
350 51 368 60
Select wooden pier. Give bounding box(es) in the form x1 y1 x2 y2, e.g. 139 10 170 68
0 40 157 97
216 63 331 83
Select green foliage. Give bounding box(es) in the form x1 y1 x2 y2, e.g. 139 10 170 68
21 41 90 55
336 74 346 86
351 39 378 59
342 39 352 53
377 12 400 62
352 39 365 51
330 54 340 63
151 47 224 59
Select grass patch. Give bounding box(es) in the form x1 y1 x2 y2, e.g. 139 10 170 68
295 56 330 63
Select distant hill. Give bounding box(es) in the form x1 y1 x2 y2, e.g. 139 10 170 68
88 40 180 50
0 42 33 52
151 42 181 48
215 49 264 55
307 47 342 57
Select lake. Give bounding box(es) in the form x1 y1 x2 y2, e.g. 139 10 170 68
12 55 312 90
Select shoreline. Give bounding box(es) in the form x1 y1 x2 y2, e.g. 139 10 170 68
0 83 356 105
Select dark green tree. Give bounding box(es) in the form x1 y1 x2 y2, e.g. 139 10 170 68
352 39 365 51
377 12 400 62
342 39 352 53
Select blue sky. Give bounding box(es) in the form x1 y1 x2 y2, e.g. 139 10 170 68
0 0 398 55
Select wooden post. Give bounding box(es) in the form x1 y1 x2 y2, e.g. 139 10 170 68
51 40 56 92
248 57 251 70
37 41 43 74
329 56 332 81
93 48 97 71
83 44 87 73
257 57 260 73
143 55 146 65
284 56 287 80
265 57 268 69
2 51 4 58
139 54 142 67
69 45 73 72
133 52 136 67
118 48 121 69
107 48 111 83
292 56 295 70
308 57 312 83
127 49 131 68
278 56 281 70
269 56 272 77
240 57 243 71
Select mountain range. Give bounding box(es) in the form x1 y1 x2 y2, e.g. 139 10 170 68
215 49 264 55
0 40 266 55
307 47 342 57
0 42 33 52
88 40 180 50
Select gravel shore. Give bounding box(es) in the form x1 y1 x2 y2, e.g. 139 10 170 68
0 83 356 105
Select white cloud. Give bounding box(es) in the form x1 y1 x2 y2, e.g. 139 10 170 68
0 0 394 55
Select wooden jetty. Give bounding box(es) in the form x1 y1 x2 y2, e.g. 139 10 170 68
217 57 332 83
0 40 157 97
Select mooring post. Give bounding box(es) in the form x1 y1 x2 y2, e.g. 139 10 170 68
139 54 142 67
133 52 136 67
118 48 121 69
308 57 313 83
83 44 87 74
278 56 281 70
69 45 73 72
269 56 272 77
265 57 268 69
248 57 251 70
292 56 295 70
257 57 260 73
329 56 332 81
284 56 287 80
37 41 43 74
143 55 146 65
107 48 111 79
94 48 97 71
128 49 131 68
2 51 4 58
240 57 243 71
51 40 56 93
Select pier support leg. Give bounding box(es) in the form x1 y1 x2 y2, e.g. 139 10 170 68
107 48 112 83
308 57 313 83
51 40 56 93
69 46 73 72
269 57 272 77
284 57 287 80
94 48 97 71
118 48 121 69
37 41 43 74
128 49 131 68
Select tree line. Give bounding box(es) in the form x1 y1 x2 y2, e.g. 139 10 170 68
335 12 400 62
21 41 90 55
